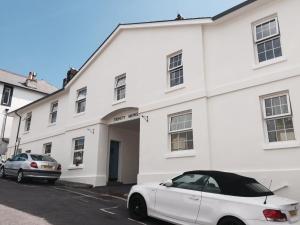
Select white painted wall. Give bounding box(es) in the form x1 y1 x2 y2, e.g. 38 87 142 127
7 0 300 200
0 83 45 140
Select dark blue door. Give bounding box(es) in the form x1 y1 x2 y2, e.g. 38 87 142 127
109 141 119 181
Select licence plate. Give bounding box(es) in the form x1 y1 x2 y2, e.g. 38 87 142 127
42 165 53 169
289 210 298 217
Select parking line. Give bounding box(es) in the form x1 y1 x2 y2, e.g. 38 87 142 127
79 189 127 202
54 187 110 202
99 206 119 215
128 218 148 225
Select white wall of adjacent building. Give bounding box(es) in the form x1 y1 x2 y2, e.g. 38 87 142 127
7 0 300 200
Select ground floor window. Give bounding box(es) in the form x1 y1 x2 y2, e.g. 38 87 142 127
169 110 193 151
262 92 296 143
43 143 52 156
72 137 85 166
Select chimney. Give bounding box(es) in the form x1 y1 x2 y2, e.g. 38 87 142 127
26 72 37 89
63 68 78 87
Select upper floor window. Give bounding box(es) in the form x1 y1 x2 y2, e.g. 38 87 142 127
43 142 52 156
76 87 87 113
49 101 58 124
72 137 85 166
168 52 183 87
114 74 126 101
169 110 193 151
253 17 282 63
262 92 295 143
1 85 13 106
24 112 32 132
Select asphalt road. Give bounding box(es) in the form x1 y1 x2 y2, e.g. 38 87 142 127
0 178 171 225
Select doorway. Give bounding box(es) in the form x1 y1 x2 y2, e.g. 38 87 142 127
108 140 120 182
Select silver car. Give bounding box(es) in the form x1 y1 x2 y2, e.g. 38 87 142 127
0 153 61 184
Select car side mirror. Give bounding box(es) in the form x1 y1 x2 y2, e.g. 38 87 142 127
164 179 173 187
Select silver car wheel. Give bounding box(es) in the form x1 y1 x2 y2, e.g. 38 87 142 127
17 171 23 183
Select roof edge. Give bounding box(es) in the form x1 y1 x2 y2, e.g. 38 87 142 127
212 0 257 20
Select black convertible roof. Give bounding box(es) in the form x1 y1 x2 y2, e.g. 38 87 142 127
183 170 271 197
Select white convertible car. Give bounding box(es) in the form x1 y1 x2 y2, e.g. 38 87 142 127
128 171 299 225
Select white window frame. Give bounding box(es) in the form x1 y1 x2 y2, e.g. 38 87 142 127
49 101 58 124
1 85 13 106
253 17 280 43
261 92 296 144
24 112 32 132
262 92 291 119
75 87 87 114
114 74 126 101
253 16 282 64
43 142 52 156
167 51 184 88
168 110 193 152
72 137 85 166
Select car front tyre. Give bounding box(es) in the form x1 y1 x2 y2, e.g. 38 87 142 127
0 167 5 178
129 194 148 221
17 171 24 183
218 217 245 225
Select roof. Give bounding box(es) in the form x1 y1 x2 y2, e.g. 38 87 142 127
8 0 258 115
0 69 58 94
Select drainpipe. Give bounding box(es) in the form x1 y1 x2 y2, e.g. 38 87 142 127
1 108 9 138
13 111 22 156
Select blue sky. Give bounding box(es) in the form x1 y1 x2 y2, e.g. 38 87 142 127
0 0 243 88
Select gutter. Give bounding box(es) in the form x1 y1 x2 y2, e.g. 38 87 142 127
13 111 22 156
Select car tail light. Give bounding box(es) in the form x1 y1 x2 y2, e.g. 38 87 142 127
57 164 61 171
263 209 287 222
30 162 38 168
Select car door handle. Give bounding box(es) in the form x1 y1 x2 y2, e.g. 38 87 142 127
189 196 200 201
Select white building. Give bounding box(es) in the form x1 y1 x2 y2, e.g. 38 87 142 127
7 0 300 200
0 70 57 155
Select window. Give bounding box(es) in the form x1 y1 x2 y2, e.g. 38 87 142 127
169 111 193 151
1 85 13 106
202 177 221 194
24 112 32 132
172 173 208 191
49 101 58 124
253 17 282 63
168 52 183 87
114 74 126 101
72 137 85 166
43 143 52 156
262 93 295 143
76 88 87 113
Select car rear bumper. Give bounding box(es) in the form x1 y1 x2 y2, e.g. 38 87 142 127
245 220 300 225
23 169 61 180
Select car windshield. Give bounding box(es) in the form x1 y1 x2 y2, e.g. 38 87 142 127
30 154 56 162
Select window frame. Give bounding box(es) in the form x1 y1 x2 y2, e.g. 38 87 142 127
72 137 85 166
1 85 14 106
43 142 52 156
49 101 58 124
24 112 32 132
167 51 184 88
75 87 87 114
262 93 291 119
253 16 282 64
114 74 126 101
261 92 296 144
253 17 280 43
168 110 193 152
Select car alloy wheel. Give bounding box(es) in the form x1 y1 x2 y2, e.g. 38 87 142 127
17 171 24 183
129 195 147 220
0 167 5 178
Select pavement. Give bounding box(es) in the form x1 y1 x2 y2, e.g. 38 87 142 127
0 178 171 225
